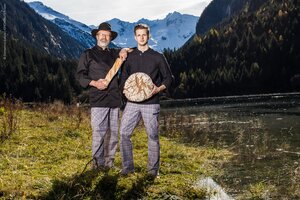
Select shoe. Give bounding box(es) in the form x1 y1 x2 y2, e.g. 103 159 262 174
148 170 158 176
119 170 134 177
92 163 108 172
147 170 159 179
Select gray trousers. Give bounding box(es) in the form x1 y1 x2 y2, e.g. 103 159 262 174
91 107 119 168
120 102 160 174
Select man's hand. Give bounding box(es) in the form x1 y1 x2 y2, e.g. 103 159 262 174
151 85 166 96
119 48 128 61
89 79 108 90
119 48 134 61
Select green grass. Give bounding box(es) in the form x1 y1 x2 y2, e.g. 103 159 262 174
246 181 276 200
0 103 233 199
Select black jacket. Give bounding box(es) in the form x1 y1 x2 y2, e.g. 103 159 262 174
121 48 173 104
76 46 121 107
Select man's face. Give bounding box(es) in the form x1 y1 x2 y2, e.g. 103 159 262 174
134 29 149 46
96 30 111 48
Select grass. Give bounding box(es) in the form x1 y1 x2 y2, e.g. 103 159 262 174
246 182 276 200
0 102 233 199
0 96 20 142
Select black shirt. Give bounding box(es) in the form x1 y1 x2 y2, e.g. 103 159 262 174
76 46 121 107
121 48 173 104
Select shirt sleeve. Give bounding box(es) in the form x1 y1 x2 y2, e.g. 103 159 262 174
159 54 173 89
76 50 91 88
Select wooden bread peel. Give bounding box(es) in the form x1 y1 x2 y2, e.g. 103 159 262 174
103 48 133 86
103 58 123 86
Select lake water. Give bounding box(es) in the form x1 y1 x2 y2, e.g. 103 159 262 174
159 93 300 199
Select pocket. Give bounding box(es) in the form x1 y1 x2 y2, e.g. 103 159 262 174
149 105 160 129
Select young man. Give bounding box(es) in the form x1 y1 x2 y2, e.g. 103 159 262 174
76 22 127 170
120 24 173 177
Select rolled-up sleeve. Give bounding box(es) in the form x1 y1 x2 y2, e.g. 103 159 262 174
159 54 173 90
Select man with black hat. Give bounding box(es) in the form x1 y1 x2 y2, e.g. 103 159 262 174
76 22 128 170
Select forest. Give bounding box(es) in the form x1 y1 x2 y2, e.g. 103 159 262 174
164 0 300 98
0 33 81 103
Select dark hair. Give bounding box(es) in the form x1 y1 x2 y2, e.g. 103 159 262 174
134 23 150 35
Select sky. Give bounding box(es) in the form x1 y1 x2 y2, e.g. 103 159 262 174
24 0 212 26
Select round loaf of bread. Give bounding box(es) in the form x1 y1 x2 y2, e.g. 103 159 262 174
123 72 155 102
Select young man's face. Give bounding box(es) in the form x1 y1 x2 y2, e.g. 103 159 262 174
134 29 149 46
96 30 111 48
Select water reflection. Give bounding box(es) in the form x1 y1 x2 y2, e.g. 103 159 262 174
159 94 300 199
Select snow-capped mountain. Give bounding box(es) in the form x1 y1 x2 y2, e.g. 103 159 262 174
27 1 95 48
108 12 198 52
27 1 199 52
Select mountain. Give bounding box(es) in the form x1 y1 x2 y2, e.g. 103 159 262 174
2 0 86 59
196 0 245 35
195 0 266 35
26 2 199 52
27 1 95 49
108 12 199 52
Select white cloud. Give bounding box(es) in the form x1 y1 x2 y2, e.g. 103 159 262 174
24 0 212 25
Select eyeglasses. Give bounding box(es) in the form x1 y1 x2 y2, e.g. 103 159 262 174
97 33 111 38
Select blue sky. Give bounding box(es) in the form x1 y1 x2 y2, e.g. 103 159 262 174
24 0 212 25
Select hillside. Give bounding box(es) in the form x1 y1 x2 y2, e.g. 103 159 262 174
196 0 243 35
0 32 81 103
195 0 266 35
2 0 86 59
27 1 96 49
0 0 87 102
165 0 300 98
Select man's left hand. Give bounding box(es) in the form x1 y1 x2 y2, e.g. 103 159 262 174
151 85 166 96
119 48 128 61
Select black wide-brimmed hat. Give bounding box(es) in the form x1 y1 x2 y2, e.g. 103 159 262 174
91 22 118 41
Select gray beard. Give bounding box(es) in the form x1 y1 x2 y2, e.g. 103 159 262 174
97 40 109 49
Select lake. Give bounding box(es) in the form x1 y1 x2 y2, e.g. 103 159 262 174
159 92 300 199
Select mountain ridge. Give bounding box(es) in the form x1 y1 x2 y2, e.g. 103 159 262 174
108 11 198 52
27 2 199 52
27 1 95 49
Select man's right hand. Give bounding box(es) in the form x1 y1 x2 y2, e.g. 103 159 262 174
89 79 108 90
